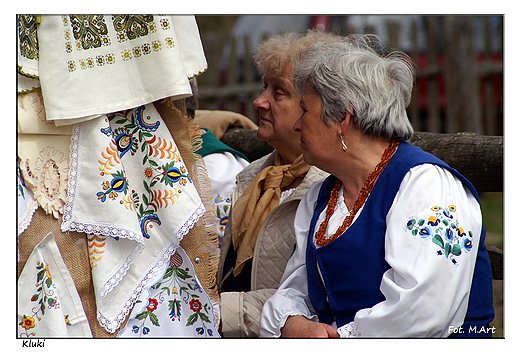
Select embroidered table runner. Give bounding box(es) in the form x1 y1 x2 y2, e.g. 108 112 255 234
33 15 206 125
61 103 205 332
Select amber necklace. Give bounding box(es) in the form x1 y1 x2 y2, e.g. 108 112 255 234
315 139 400 247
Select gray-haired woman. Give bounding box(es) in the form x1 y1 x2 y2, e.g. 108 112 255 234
259 35 494 338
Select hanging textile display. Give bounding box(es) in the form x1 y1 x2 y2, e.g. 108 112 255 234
17 14 220 337
61 103 205 333
31 15 206 125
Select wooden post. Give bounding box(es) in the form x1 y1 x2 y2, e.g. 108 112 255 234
443 16 482 134
243 34 257 123
483 16 496 135
409 18 420 131
228 36 239 113
424 16 442 133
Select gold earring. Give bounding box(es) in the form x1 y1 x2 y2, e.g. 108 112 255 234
340 135 348 152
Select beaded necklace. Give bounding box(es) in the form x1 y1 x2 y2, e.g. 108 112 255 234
315 139 400 247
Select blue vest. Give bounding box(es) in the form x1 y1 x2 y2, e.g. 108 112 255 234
306 141 494 337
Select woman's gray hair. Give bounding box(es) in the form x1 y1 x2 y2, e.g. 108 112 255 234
293 34 415 141
254 29 342 77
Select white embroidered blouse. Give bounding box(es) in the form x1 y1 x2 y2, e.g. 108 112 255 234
259 164 483 337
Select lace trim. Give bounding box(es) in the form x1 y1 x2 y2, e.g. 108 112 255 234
63 120 206 333
97 201 204 300
337 322 358 338
95 202 204 333
61 124 145 242
18 198 39 236
97 243 175 333
96 203 204 333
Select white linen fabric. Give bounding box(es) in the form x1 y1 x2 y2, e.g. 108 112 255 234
260 164 482 337
18 74 40 93
17 232 93 338
35 15 206 124
202 152 249 240
117 247 220 337
61 103 204 333
17 89 73 219
18 164 39 237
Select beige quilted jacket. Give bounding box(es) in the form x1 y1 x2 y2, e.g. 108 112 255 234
217 151 329 337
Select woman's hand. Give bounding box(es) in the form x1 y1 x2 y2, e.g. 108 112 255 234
281 315 340 338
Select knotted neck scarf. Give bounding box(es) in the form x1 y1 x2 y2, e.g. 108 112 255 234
231 152 310 276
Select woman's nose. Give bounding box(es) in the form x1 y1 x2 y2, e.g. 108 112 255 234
253 91 269 111
293 115 302 132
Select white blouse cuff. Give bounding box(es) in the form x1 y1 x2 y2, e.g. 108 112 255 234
337 322 358 338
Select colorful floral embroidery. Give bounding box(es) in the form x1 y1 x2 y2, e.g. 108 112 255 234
87 234 106 269
130 251 215 337
19 260 60 338
406 205 474 266
215 194 231 234
97 105 192 240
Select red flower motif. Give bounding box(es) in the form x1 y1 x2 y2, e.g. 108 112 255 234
146 298 158 312
189 298 202 312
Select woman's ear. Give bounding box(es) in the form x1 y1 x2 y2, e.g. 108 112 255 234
339 112 352 136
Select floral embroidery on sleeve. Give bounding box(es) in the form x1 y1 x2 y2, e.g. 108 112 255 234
406 205 474 266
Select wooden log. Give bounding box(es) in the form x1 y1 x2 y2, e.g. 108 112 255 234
221 129 503 193
409 132 503 193
221 127 274 162
486 246 503 280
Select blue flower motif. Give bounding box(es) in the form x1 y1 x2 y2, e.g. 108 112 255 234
220 216 229 227
100 125 112 136
132 325 140 333
110 176 126 193
139 213 161 239
192 281 202 293
135 105 160 132
196 327 204 335
462 237 473 252
96 191 107 202
114 133 133 157
445 228 454 242
419 226 433 239
207 329 214 337
169 298 181 321
165 167 182 183
143 326 150 335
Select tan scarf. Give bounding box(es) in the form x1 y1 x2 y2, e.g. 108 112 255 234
231 152 310 276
